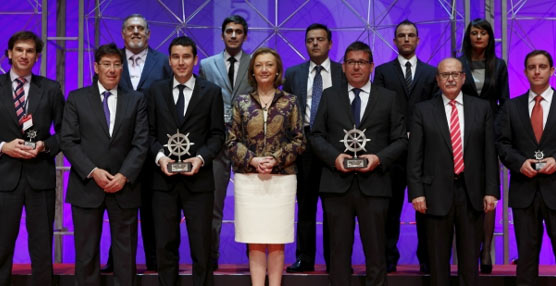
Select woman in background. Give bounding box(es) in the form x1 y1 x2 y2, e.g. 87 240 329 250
227 47 305 286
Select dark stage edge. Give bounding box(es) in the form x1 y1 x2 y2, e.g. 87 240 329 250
11 264 556 285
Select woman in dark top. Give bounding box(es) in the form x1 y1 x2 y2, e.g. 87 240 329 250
459 18 509 274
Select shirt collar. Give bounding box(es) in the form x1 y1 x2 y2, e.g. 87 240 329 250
442 91 464 106
224 50 243 62
348 81 371 95
173 75 196 90
397 55 417 69
125 48 148 61
10 69 32 83
97 81 118 97
529 86 554 103
309 57 331 73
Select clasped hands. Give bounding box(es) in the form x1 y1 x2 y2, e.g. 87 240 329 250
2 138 45 159
334 153 380 173
250 156 277 174
91 168 127 193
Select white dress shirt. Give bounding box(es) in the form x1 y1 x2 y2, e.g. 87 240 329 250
348 81 371 123
224 50 242 87
305 57 333 126
125 48 148 90
397 54 417 80
442 92 465 152
528 86 553 129
98 81 118 136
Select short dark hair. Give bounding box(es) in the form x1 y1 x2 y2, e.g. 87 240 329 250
525 50 553 68
5 31 44 65
94 43 124 63
343 41 373 63
395 19 419 37
168 36 197 57
305 23 332 42
122 14 149 32
247 47 284 89
222 15 248 35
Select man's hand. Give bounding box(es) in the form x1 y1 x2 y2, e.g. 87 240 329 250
104 173 127 193
334 153 352 173
412 196 427 214
26 141 46 158
91 168 114 189
483 195 498 213
2 139 35 159
158 156 176 176
181 157 203 176
538 157 556 175
357 154 380 172
520 159 538 178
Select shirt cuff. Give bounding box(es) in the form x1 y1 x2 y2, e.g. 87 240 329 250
0 141 4 156
87 167 98 179
155 150 166 166
196 154 205 166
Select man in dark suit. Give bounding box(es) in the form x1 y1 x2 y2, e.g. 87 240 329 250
61 43 148 285
407 57 499 286
311 41 407 286
0 31 64 286
373 19 438 273
496 50 556 286
146 36 224 286
102 13 172 273
283 23 344 273
198 15 251 270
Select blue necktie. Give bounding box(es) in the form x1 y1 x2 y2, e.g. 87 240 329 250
102 91 111 129
176 84 186 124
351 88 361 127
309 65 323 128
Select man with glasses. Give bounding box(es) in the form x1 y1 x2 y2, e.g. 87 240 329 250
311 41 407 286
373 19 438 273
407 57 499 286
61 43 148 285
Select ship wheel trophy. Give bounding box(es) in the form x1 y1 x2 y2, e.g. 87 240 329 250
534 150 546 171
164 129 195 172
24 129 37 149
340 125 371 169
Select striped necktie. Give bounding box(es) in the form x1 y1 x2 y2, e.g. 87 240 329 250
449 100 464 174
13 77 27 125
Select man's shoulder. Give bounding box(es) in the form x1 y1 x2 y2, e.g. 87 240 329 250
285 61 309 75
200 52 223 65
147 47 168 60
196 76 221 92
375 59 397 71
31 75 62 90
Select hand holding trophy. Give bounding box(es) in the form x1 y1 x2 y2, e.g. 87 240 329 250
164 129 195 173
340 125 371 169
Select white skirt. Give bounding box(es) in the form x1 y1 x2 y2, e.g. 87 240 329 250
234 173 296 244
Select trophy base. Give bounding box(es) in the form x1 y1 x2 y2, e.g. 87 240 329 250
24 141 36 149
534 162 546 171
169 162 192 173
343 158 368 169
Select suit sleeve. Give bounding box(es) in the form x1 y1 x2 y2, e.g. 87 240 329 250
60 92 97 180
375 91 408 169
495 101 527 173
117 95 148 183
483 105 500 198
407 104 425 200
43 81 65 156
282 68 293 94
196 87 225 164
271 97 306 168
310 90 342 168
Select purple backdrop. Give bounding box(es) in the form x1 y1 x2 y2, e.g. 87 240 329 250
1 0 556 266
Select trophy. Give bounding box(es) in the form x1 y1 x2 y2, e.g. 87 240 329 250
339 125 371 169
24 129 37 149
534 150 546 171
164 129 195 173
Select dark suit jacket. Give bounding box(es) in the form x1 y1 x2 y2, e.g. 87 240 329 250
310 83 407 197
283 60 345 121
146 76 225 192
496 89 556 210
374 58 439 132
61 84 148 208
120 47 172 93
459 56 509 113
0 73 64 191
407 95 499 216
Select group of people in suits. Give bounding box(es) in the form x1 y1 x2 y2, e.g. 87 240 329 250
1 12 556 286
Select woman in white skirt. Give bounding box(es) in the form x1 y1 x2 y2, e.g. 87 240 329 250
226 47 305 286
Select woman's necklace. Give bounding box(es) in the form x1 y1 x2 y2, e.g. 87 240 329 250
259 91 275 138
260 94 274 111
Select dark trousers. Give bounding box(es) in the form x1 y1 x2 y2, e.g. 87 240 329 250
514 191 556 286
210 149 231 265
426 178 481 286
0 176 54 286
295 134 330 267
72 195 138 286
153 183 214 286
322 178 388 286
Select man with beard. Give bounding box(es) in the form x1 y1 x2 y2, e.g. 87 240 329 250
102 13 171 273
373 19 438 273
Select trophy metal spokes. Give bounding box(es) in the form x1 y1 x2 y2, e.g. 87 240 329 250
164 129 195 173
534 150 546 171
340 125 371 169
24 129 37 149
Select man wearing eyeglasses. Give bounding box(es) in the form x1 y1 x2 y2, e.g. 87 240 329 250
311 41 407 286
407 57 499 286
373 19 438 274
61 43 148 285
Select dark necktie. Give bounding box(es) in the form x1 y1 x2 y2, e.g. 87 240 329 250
13 77 27 125
531 95 543 143
309 65 323 128
228 57 237 89
405 61 413 90
351 88 361 127
102 91 111 129
176 84 186 124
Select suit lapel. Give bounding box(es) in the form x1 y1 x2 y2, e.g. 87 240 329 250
121 51 134 90
432 96 452 150
540 88 556 145
330 61 344 87
182 77 203 125
461 58 479 97
462 95 475 151
297 62 310 111
111 87 129 139
87 85 111 138
411 60 426 95
163 80 180 127
0 74 20 127
360 85 377 126
392 60 410 97
341 87 355 127
215 52 232 93
233 52 250 99
26 75 42 117
137 48 156 90
517 94 537 144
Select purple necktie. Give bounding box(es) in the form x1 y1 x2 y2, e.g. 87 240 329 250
102 91 111 129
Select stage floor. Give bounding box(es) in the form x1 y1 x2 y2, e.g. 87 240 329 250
11 264 556 285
